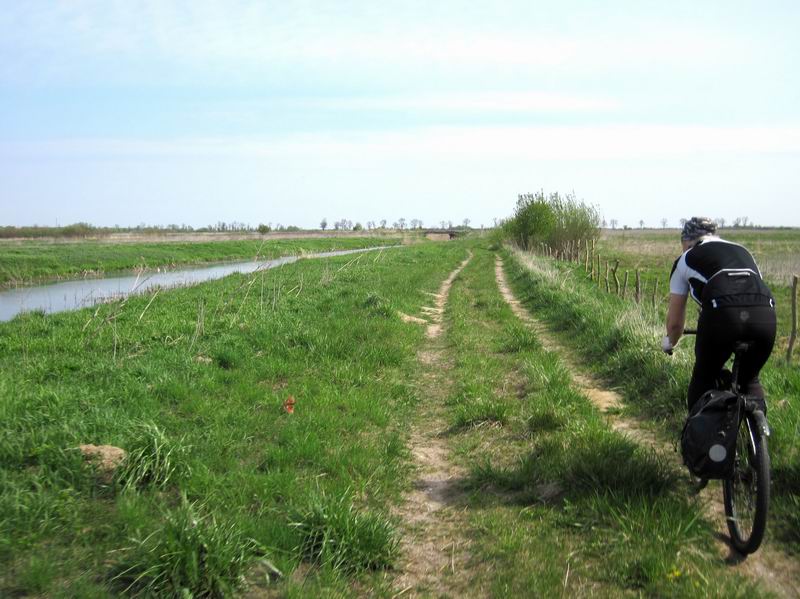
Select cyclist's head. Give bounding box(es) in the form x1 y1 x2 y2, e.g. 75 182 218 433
681 217 716 248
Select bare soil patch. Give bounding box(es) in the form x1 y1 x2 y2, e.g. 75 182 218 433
78 444 126 484
398 311 428 325
393 253 475 597
495 255 800 598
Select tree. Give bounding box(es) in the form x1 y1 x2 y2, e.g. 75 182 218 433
353 222 363 231
679 218 687 227
639 219 645 229
661 218 668 229
440 221 447 229
257 223 271 234
320 218 328 231
398 217 406 230
718 217 726 228
380 219 387 229
610 219 618 229
462 218 471 228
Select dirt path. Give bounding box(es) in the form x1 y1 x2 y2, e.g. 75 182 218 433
392 252 474 598
495 254 800 598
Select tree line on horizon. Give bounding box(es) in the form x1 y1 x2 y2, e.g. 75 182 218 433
0 217 478 239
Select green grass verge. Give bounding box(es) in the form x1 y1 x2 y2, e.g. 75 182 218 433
504 246 800 555
0 237 392 286
440 246 766 597
0 240 466 596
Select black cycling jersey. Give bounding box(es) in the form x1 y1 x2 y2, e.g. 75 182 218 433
669 237 773 308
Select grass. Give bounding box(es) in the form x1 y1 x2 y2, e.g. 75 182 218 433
290 491 399 574
0 239 467 596
0 236 392 286
438 247 763 596
504 244 800 556
110 496 265 597
114 422 190 491
1 235 795 596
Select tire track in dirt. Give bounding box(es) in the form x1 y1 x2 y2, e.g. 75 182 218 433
495 254 800 598
392 252 474 598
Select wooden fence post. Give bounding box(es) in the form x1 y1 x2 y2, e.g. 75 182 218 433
622 271 629 299
635 270 641 303
652 279 659 309
585 246 590 273
787 274 798 363
612 260 620 295
605 261 610 293
596 255 602 287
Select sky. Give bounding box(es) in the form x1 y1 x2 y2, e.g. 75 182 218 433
1 1 799 229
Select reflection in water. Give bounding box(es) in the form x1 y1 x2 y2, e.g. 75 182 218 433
0 246 390 322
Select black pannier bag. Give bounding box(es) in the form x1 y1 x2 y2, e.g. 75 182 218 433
681 390 741 479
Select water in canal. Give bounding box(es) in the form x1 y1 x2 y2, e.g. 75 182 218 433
0 246 390 322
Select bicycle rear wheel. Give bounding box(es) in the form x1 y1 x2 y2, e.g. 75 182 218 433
723 412 770 554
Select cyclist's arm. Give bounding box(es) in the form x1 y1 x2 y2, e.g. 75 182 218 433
666 293 688 346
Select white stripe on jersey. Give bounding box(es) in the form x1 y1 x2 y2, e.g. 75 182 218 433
669 252 706 298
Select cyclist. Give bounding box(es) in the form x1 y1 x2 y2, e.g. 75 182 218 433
662 217 776 410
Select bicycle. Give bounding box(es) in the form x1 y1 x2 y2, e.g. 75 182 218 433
682 328 771 555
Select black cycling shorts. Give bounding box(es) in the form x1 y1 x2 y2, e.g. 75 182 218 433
687 305 776 410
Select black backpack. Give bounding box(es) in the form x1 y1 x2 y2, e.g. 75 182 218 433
681 390 741 479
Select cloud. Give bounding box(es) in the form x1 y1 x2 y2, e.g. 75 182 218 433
309 92 621 113
0 2 749 86
5 125 799 164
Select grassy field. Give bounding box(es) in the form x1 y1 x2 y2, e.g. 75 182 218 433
0 241 466 596
0 237 392 287
1 236 797 597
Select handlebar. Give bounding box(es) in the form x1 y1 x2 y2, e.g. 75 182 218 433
665 328 697 355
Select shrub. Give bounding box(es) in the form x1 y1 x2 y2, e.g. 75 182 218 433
502 191 600 252
504 193 556 250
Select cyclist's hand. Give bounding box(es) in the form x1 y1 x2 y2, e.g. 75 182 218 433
661 335 673 355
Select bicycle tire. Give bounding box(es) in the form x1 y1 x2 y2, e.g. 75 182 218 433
723 412 770 554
